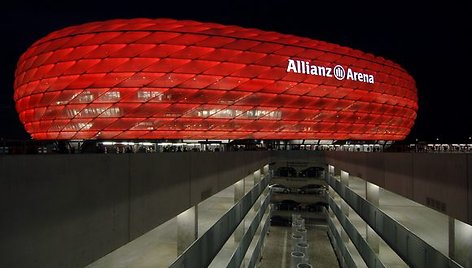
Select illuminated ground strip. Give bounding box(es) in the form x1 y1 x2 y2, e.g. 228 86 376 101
14 18 417 140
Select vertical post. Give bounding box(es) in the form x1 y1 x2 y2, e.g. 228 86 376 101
234 178 245 243
177 205 198 255
365 181 380 254
340 170 350 243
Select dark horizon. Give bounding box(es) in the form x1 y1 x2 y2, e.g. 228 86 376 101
1 1 469 142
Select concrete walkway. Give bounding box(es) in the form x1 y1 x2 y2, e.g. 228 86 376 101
259 225 338 268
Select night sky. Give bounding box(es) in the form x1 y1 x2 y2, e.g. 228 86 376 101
0 1 469 142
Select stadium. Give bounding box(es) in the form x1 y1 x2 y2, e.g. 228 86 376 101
14 18 417 141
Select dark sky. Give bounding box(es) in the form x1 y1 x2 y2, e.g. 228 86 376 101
0 1 469 142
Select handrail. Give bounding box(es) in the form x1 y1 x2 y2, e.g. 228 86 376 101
247 207 271 268
169 173 270 267
327 175 462 268
328 195 385 268
227 191 271 267
327 216 357 268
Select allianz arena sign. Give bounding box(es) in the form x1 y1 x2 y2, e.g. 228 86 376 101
287 59 375 84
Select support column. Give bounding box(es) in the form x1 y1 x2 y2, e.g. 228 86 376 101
327 165 336 219
234 178 245 243
254 169 261 184
253 167 266 254
234 177 245 202
340 170 350 243
340 170 349 187
244 172 254 190
328 165 335 178
366 181 380 254
450 218 472 267
263 164 269 177
253 170 262 212
177 205 198 255
449 216 455 260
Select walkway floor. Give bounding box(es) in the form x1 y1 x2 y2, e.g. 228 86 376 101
259 225 339 268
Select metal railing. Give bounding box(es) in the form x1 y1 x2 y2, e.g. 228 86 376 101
227 191 271 267
327 175 462 268
328 195 385 268
169 173 271 267
247 208 271 268
327 215 357 268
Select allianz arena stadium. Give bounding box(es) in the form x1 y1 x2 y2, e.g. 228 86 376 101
13 18 417 140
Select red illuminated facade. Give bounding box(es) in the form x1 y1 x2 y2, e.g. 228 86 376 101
14 18 417 140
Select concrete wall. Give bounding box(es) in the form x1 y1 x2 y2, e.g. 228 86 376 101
322 152 472 225
270 150 326 165
0 151 270 268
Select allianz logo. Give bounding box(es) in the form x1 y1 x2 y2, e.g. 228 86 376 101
286 58 374 84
